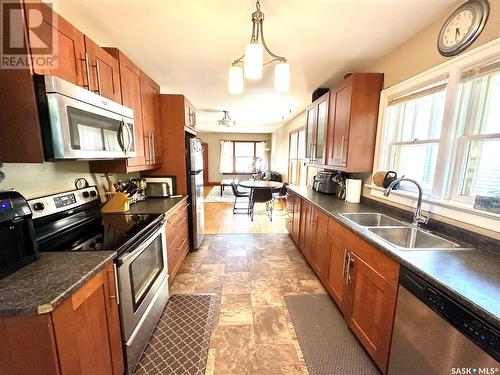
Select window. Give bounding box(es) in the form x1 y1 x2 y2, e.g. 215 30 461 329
288 127 306 186
452 61 500 203
219 140 267 174
382 82 446 192
375 41 500 217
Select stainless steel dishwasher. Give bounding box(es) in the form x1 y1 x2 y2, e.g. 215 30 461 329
388 267 499 374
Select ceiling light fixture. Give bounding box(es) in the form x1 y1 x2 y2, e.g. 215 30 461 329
218 111 236 127
228 0 289 94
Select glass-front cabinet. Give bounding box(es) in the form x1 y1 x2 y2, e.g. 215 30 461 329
305 92 329 165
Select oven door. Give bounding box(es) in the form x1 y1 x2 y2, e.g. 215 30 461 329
116 221 168 341
44 92 135 160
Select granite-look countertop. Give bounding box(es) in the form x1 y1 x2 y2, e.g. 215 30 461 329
127 196 187 215
288 185 500 327
0 251 116 317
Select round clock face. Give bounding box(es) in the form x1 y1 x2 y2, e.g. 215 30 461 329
437 0 489 57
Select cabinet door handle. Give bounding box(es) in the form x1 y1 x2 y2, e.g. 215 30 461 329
111 264 120 305
342 248 348 278
344 252 351 285
340 136 348 166
95 59 102 95
83 52 92 89
151 133 155 164
144 135 150 163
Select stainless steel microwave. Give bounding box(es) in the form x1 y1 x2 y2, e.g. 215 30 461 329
35 75 136 160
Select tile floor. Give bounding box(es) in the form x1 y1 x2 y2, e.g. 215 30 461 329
169 233 328 375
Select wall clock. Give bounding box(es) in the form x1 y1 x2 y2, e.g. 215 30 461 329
437 0 489 57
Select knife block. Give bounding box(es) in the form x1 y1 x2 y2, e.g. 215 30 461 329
101 192 130 213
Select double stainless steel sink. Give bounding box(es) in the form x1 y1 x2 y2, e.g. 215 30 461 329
340 213 471 251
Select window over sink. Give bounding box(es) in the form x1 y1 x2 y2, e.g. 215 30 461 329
374 39 500 230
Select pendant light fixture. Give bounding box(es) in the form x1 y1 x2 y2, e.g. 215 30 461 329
228 0 289 94
218 111 236 127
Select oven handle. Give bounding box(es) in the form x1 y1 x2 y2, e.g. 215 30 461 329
115 219 166 266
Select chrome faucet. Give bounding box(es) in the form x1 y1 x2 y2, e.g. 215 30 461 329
383 178 429 226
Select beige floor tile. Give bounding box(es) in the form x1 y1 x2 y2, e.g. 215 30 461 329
222 272 251 295
253 306 293 345
218 294 254 325
251 287 284 307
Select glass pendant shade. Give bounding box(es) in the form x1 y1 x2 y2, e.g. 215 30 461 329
228 66 244 94
244 42 264 80
274 62 290 93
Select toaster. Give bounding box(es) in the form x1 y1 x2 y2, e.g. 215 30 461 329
144 177 173 197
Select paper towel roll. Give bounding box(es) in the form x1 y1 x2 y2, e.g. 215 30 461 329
345 179 362 203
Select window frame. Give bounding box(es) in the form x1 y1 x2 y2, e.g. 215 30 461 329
371 38 500 229
220 140 266 175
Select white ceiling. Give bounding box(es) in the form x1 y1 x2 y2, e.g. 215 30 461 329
50 0 457 133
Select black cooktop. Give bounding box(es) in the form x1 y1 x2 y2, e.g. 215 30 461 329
35 210 163 255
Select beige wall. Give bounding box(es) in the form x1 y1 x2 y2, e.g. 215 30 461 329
1 162 136 199
197 132 272 183
370 1 500 88
270 112 306 180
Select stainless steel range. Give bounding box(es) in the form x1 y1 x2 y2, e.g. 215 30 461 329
28 187 170 374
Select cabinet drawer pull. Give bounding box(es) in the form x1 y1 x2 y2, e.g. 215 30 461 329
144 135 150 163
176 216 186 228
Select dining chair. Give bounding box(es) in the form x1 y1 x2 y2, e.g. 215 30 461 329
272 182 288 210
231 182 250 214
249 188 273 222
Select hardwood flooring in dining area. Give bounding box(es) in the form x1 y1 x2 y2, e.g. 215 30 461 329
204 187 288 235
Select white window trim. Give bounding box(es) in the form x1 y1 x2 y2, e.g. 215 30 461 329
371 37 500 232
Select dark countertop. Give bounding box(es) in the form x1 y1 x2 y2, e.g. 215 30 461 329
288 185 500 328
0 251 116 317
127 196 187 215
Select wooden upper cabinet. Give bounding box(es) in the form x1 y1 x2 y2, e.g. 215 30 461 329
107 49 146 167
28 1 86 87
140 74 161 165
84 36 122 103
305 92 329 164
326 73 383 172
328 80 352 167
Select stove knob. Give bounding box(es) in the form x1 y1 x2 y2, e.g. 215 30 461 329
82 191 90 198
33 202 45 211
90 190 97 197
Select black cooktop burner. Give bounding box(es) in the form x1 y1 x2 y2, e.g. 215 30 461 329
35 212 163 255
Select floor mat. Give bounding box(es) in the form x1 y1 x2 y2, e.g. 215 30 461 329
284 294 380 375
134 294 217 375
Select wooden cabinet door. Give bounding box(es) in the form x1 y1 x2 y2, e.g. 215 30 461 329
84 36 122 103
312 209 329 279
117 52 146 167
344 252 398 373
285 194 294 235
328 78 352 167
51 270 116 375
292 195 301 244
28 1 86 87
102 263 125 375
313 93 329 164
326 232 347 309
141 76 161 165
305 104 316 162
298 200 309 254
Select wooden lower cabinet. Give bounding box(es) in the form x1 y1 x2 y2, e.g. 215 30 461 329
343 251 399 373
0 262 123 375
166 198 190 283
288 193 399 374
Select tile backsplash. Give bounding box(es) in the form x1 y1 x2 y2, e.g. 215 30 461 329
0 161 136 199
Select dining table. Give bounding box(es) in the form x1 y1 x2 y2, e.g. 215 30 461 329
238 180 283 191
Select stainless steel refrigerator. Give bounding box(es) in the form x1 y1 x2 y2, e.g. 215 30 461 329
186 136 205 249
